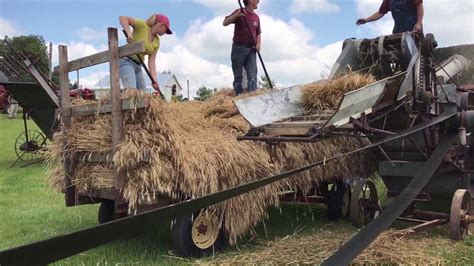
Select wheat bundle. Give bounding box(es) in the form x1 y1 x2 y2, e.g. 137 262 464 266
302 72 376 113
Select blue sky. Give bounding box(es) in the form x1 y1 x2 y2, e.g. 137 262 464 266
1 0 473 97
1 0 360 47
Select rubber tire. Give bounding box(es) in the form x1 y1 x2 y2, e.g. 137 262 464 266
327 181 350 220
98 200 115 224
171 212 227 258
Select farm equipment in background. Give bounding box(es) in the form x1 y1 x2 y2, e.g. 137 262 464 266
0 40 97 166
0 41 59 167
69 87 95 100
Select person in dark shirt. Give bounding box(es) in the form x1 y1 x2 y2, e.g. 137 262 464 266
356 0 424 34
223 0 261 95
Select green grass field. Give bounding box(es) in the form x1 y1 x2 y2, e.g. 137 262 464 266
0 112 473 264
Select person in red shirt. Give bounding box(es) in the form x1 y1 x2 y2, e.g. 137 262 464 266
356 0 424 34
223 0 261 95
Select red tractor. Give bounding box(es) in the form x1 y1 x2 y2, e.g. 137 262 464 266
0 85 10 113
69 87 95 100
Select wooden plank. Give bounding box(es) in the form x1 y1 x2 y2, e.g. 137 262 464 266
75 151 151 163
53 42 145 73
24 59 60 107
48 42 53 80
69 96 148 117
267 121 325 128
109 28 127 213
59 45 76 207
263 127 311 136
289 113 334 121
78 189 116 200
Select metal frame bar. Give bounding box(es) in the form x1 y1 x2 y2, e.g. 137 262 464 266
322 132 458 266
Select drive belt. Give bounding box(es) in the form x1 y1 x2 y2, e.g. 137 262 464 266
322 132 458 266
0 112 457 265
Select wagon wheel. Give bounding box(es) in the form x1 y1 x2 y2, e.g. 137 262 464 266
14 130 47 161
171 210 227 257
449 189 473 240
350 180 380 227
326 180 351 220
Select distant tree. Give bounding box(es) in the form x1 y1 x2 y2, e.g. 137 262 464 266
194 86 213 101
258 75 276 90
0 35 59 85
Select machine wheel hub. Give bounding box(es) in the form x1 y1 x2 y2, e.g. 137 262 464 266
191 212 219 249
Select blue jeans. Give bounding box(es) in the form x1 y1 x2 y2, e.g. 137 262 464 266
231 42 257 95
119 58 146 90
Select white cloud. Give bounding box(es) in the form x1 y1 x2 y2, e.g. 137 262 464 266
51 41 107 66
290 0 340 14
0 17 22 37
49 11 343 98
263 41 342 86
152 13 342 96
180 16 234 62
153 12 345 97
159 33 180 53
76 27 105 42
193 0 239 15
193 0 268 15
76 70 109 88
423 1 474 46
259 16 317 61
47 41 109 89
355 0 474 46
156 46 234 97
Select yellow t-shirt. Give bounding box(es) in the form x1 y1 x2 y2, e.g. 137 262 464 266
131 19 160 62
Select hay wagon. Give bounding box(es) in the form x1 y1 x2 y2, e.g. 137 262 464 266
50 28 228 257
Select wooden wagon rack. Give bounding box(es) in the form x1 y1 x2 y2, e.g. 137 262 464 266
57 27 148 215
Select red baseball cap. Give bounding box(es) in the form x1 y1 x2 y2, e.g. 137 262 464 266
156 14 172 35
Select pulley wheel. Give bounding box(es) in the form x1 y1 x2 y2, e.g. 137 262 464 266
449 189 473 240
350 180 380 227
